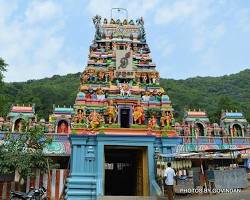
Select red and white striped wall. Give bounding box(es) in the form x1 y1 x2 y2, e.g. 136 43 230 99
0 169 68 200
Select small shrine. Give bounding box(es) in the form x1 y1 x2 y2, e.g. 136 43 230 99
183 109 210 137
220 110 248 137
49 105 74 134
7 104 36 132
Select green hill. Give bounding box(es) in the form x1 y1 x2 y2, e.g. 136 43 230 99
1 69 250 123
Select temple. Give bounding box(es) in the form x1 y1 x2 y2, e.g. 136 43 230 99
0 12 250 200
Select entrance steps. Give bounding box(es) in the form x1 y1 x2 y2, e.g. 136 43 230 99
98 196 160 200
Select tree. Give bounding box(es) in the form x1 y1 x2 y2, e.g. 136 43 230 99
0 57 7 84
0 124 57 191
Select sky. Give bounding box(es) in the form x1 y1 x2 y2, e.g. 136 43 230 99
1 0 250 82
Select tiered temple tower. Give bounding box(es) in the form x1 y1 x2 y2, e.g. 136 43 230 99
72 15 175 135
66 14 181 200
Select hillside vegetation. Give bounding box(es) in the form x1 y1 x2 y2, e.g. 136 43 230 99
1 69 250 123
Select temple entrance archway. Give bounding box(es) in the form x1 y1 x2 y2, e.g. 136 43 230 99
104 146 149 196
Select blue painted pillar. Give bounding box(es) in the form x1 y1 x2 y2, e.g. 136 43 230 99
148 144 156 195
96 142 104 196
66 135 97 200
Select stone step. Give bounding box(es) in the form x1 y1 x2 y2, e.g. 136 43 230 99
98 196 158 200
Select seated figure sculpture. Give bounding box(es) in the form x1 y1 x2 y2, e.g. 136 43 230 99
88 110 104 129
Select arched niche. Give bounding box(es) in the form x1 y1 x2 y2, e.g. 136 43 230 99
195 122 205 136
232 123 243 137
14 118 26 132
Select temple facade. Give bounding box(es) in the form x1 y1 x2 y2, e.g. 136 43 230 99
0 13 250 200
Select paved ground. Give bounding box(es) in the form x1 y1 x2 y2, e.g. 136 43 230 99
174 189 250 200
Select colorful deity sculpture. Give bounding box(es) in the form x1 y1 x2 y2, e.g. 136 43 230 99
106 100 117 124
14 119 26 132
75 109 85 123
98 71 105 81
135 72 141 84
58 121 69 133
148 115 158 130
120 84 131 96
96 88 105 100
81 73 89 83
142 90 151 101
133 101 145 125
88 110 104 129
160 111 172 128
109 69 114 82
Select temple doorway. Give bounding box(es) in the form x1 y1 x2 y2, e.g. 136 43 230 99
104 146 149 196
120 108 130 128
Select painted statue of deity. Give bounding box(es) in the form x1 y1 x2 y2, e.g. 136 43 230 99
133 101 145 125
57 121 69 133
148 115 158 130
109 70 114 82
160 111 172 128
141 73 148 83
150 72 157 84
96 88 105 100
106 100 117 124
75 109 85 123
142 90 151 101
14 119 26 132
98 71 105 81
120 84 131 96
81 73 89 83
88 110 103 129
135 72 141 84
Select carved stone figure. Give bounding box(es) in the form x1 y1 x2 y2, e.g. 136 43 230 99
133 102 145 125
160 111 171 127
136 17 146 42
148 115 158 130
106 100 117 124
98 71 105 81
92 15 102 40
88 110 103 129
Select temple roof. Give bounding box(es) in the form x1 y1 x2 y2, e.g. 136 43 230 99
53 107 74 115
184 110 210 123
11 105 34 113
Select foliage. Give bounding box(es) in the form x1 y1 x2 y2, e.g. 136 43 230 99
0 69 250 123
0 124 57 188
0 57 7 84
160 69 250 123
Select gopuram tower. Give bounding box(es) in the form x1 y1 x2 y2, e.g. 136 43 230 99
66 10 178 200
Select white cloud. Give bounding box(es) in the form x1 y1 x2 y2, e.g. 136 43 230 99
0 0 78 82
25 0 62 24
154 0 197 25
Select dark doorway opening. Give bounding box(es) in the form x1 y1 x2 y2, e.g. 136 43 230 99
120 108 130 128
104 147 148 196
